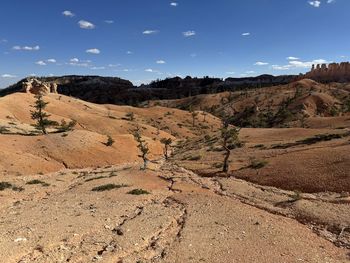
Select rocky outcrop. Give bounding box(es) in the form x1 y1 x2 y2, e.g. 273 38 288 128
0 76 135 104
22 78 58 95
0 74 297 105
304 62 350 83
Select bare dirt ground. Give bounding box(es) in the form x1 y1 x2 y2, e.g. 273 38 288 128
0 92 349 262
0 163 349 263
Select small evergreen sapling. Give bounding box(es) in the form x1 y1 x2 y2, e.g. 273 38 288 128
221 119 240 173
30 94 58 134
160 138 172 160
133 127 150 170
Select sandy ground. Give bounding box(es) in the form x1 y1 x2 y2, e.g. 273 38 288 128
0 92 349 262
0 163 349 263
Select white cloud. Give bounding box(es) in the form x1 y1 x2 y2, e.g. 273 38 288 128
143 30 159 35
69 62 89 67
242 32 250 36
12 45 40 51
68 58 91 67
47 59 56 63
1 74 17 78
287 56 299 60
170 2 178 6
327 0 335 3
78 20 96 29
309 1 321 7
91 66 105 70
104 20 114 24
183 31 196 37
108 64 120 67
126 51 133 54
254 61 269 66
156 60 166 64
0 39 7 43
62 10 75 17
86 48 100 54
36 60 46 66
272 58 330 70
145 68 154 72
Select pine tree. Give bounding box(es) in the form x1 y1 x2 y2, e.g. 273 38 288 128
221 119 240 173
133 127 150 170
160 138 172 160
30 95 57 134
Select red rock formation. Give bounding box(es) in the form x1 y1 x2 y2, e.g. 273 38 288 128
304 62 350 83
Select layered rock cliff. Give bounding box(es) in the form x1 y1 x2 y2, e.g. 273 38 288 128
304 62 350 83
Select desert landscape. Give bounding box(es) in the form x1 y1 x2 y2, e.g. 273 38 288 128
1 1 350 262
0 67 349 262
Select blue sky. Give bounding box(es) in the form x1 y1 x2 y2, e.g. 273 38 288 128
0 0 349 88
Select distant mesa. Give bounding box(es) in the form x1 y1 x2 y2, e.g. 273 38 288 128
304 62 350 83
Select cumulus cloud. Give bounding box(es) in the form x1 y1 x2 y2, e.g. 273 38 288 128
12 45 40 51
104 20 114 24
170 2 178 6
62 10 75 17
78 20 96 29
36 60 46 66
143 30 159 35
156 60 166 64
183 31 196 37
68 58 91 67
86 48 100 54
272 59 329 70
309 1 321 7
327 0 335 3
242 32 250 36
287 56 299 60
1 74 17 78
47 59 56 63
145 68 155 72
254 61 269 66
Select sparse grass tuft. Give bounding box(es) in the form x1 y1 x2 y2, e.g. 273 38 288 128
0 182 13 191
91 183 128 192
26 180 50 187
249 159 268 169
85 176 106 182
127 189 150 195
105 135 115 146
187 154 202 161
0 182 24 192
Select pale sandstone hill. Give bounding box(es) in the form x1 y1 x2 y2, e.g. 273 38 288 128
0 92 221 175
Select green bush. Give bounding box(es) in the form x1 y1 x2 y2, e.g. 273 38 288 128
26 180 50 187
92 184 128 192
249 159 268 169
127 189 150 195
